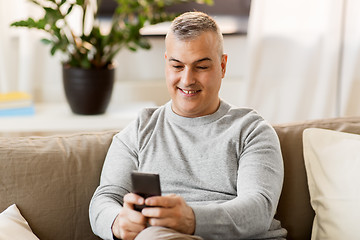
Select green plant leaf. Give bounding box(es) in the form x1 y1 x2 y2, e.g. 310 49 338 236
11 18 44 30
43 7 62 23
50 45 57 55
76 0 85 5
137 38 151 49
80 57 92 69
41 38 52 45
127 46 137 52
66 4 75 15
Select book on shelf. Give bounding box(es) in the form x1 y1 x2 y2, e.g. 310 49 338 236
0 106 35 117
0 91 35 117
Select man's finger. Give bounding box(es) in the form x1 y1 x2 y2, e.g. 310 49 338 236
124 193 145 206
122 203 147 225
147 216 175 228
145 194 179 208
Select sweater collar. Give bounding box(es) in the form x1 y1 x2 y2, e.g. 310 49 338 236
165 100 231 126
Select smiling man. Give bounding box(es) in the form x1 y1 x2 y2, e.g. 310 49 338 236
164 22 227 118
89 12 287 240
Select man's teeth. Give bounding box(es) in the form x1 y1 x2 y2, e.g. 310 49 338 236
182 90 198 94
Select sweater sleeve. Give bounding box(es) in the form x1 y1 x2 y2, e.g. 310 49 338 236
192 120 284 239
89 120 140 240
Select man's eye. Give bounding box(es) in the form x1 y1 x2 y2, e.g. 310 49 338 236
197 66 209 70
172 65 183 69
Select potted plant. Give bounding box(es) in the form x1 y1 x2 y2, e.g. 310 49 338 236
11 0 213 115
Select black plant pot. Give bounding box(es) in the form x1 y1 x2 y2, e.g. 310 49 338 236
62 64 115 115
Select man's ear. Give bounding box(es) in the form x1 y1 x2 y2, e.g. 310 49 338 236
221 54 228 78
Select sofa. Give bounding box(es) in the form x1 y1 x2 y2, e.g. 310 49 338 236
1 116 360 240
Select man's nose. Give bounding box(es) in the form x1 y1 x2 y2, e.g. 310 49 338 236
181 68 196 86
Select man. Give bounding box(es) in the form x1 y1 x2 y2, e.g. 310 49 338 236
89 12 287 240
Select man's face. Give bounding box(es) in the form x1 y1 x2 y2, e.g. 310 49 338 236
165 31 228 118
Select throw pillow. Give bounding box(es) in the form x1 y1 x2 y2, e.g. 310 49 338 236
303 128 360 240
0 204 39 240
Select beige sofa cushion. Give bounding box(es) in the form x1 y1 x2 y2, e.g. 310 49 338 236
274 117 360 240
303 128 360 240
0 131 117 240
0 204 39 240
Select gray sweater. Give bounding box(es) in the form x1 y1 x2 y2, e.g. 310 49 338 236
89 100 287 240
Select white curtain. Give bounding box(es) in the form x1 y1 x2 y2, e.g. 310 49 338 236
244 0 359 124
0 0 34 93
339 0 360 117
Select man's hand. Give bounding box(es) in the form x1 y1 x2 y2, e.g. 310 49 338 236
112 193 147 240
141 194 196 235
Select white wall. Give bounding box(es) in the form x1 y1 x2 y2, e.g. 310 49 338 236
4 1 360 125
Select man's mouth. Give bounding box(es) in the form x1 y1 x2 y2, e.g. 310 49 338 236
178 88 201 95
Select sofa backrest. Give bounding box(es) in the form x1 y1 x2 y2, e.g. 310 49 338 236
0 130 118 240
273 117 360 240
2 117 360 240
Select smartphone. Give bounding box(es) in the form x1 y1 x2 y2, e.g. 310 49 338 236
131 171 161 211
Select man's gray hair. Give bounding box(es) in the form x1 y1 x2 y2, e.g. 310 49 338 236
167 11 224 55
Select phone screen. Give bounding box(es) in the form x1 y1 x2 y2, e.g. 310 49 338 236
131 172 161 211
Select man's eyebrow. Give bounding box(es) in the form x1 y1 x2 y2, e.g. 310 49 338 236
169 57 182 63
194 57 212 63
168 57 212 64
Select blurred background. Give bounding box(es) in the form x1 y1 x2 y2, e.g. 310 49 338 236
1 0 359 125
